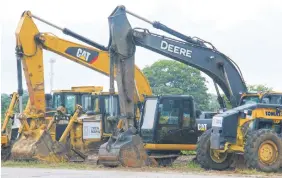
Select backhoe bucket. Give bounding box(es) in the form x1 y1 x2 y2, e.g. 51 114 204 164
98 127 158 167
10 128 69 162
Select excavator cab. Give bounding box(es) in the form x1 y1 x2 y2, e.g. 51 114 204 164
140 95 196 145
138 95 205 165
98 95 199 166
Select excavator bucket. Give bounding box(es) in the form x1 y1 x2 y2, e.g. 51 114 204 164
98 127 158 167
10 128 69 162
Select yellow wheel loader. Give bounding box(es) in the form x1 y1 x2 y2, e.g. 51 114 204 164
196 102 282 172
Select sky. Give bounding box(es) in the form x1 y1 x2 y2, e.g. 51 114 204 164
1 0 282 95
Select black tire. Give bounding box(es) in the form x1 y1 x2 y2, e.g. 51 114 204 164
1 145 12 161
244 129 282 172
196 129 233 170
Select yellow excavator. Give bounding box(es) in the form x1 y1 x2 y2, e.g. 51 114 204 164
9 10 152 162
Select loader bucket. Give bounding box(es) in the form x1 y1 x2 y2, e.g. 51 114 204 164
10 128 69 162
98 127 158 167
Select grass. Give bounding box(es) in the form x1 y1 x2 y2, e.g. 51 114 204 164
181 150 196 155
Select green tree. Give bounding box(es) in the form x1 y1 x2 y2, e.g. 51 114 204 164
1 90 29 124
207 94 220 111
1 93 11 119
142 59 210 110
247 84 273 92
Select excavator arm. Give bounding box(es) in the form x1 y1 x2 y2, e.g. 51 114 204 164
107 6 247 108
16 11 152 117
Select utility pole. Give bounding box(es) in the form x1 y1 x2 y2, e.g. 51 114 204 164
49 58 56 94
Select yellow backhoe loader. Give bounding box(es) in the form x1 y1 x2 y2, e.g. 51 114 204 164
1 86 103 161
1 92 19 160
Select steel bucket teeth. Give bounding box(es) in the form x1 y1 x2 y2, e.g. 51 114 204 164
98 133 158 167
10 129 69 162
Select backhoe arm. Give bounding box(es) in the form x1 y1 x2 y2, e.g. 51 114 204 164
1 92 19 133
108 6 248 107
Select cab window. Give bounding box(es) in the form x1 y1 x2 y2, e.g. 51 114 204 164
65 94 76 114
240 96 260 105
81 94 91 111
182 100 192 127
159 99 180 125
262 95 282 104
92 96 100 113
53 94 62 109
104 96 119 115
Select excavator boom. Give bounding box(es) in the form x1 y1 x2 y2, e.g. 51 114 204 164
111 6 247 107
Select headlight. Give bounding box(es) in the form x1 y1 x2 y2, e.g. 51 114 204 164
212 116 223 127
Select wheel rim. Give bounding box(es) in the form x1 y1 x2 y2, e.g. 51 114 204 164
258 140 278 165
210 149 228 163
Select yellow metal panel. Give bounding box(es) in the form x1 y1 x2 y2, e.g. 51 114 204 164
16 12 45 116
1 135 9 145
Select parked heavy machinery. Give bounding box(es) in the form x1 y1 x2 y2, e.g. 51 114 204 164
197 97 282 172
43 89 122 162
12 8 281 167
95 6 282 169
96 5 248 167
14 10 227 164
1 86 103 161
10 10 153 162
1 92 54 161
